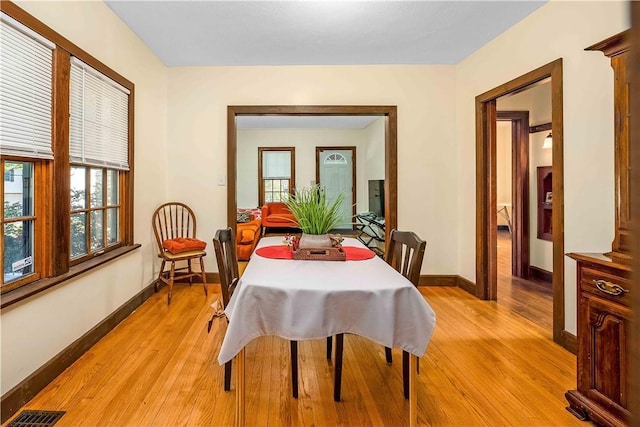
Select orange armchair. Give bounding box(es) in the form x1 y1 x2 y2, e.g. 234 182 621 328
261 202 298 235
236 217 261 261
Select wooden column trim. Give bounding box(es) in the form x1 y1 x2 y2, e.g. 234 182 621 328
51 49 71 275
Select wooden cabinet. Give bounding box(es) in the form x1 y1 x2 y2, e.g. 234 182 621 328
566 254 631 427
586 31 632 258
565 30 634 427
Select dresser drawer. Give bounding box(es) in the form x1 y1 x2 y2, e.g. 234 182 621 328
580 267 631 308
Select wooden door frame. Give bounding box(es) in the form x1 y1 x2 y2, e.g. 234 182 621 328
228 106 397 242
497 111 530 279
315 146 357 228
476 59 566 347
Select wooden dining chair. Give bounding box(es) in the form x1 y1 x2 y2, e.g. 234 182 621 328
210 227 300 397
152 202 208 305
333 229 426 401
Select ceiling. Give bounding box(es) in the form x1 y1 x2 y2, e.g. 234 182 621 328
105 1 546 67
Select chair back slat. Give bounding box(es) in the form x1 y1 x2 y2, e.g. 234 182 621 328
213 227 240 308
152 202 198 252
384 229 426 287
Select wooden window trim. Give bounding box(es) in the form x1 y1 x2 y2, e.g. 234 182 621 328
0 1 137 301
257 147 295 207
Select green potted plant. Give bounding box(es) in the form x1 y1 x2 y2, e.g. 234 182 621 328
283 184 345 248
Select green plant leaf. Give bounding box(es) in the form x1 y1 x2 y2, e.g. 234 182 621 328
283 184 345 235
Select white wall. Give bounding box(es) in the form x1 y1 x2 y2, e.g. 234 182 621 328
1 1 169 394
456 1 628 334
363 117 386 181
167 65 458 275
497 82 553 272
236 128 376 212
496 121 512 227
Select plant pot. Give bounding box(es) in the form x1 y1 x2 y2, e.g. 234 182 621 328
298 233 332 249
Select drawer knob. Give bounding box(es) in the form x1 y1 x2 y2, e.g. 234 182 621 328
594 279 629 296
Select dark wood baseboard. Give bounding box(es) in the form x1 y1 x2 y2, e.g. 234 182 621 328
560 330 577 355
418 274 477 296
456 276 477 296
0 280 158 423
529 266 552 284
418 275 458 286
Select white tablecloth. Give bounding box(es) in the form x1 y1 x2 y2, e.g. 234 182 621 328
218 237 436 365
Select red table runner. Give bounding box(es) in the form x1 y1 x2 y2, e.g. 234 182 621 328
255 245 376 261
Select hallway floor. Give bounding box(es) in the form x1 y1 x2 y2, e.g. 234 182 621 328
496 229 553 335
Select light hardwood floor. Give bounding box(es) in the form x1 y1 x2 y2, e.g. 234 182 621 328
5 282 579 426
496 229 553 334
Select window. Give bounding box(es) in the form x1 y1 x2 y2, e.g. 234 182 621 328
70 167 120 261
69 58 129 263
258 147 295 206
0 4 134 299
1 11 53 290
2 161 38 288
324 153 347 165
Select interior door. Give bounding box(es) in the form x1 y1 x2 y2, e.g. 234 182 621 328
316 147 355 230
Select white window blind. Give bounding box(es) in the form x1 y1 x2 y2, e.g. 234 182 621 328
0 12 54 160
262 151 291 179
70 57 130 170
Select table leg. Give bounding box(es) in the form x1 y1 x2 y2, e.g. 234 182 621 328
235 348 245 427
409 354 417 427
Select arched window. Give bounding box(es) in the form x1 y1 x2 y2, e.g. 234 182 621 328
323 153 347 165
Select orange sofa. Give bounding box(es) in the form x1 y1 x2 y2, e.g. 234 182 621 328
236 217 261 261
261 202 298 235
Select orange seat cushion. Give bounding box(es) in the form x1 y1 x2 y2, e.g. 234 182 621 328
265 213 297 224
162 237 207 254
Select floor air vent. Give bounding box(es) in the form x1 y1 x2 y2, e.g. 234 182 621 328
7 410 65 427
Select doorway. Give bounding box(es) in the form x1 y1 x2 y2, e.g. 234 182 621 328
227 105 398 243
496 111 530 279
316 147 356 230
476 59 569 349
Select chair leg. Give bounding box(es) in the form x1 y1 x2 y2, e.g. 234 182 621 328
187 259 193 286
402 350 409 399
167 262 175 305
155 260 166 292
290 341 298 398
224 360 232 391
199 257 208 296
334 333 344 402
385 346 393 364
326 336 333 360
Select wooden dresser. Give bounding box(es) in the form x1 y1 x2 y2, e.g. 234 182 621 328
565 30 633 427
566 253 631 426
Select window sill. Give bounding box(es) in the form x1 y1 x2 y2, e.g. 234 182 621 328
1 244 141 309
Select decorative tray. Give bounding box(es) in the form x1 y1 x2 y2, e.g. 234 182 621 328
292 247 346 261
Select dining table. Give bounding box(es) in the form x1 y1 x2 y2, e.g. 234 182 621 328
218 236 437 426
